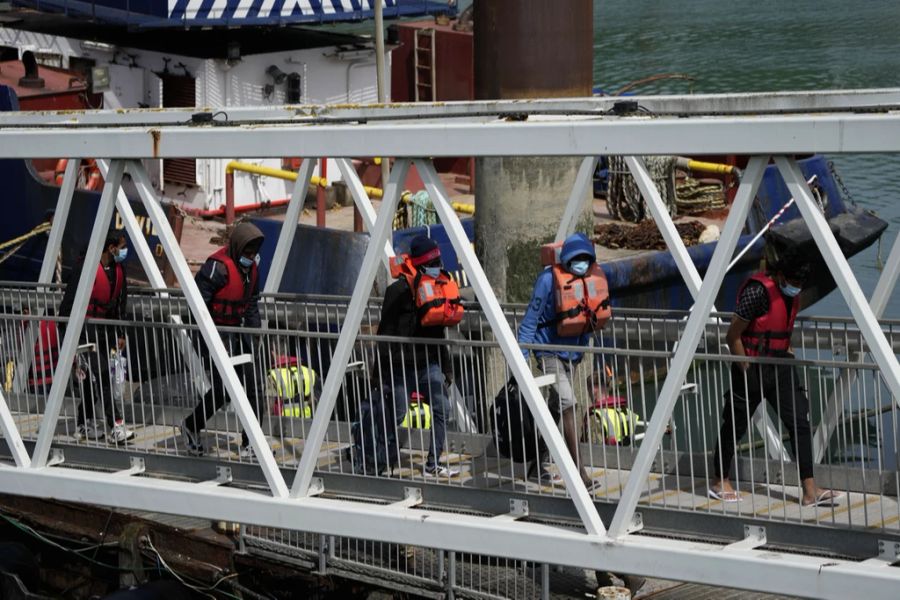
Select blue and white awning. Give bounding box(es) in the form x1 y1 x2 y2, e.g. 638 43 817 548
12 0 456 29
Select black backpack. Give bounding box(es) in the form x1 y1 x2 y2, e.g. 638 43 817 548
493 378 561 463
350 386 402 476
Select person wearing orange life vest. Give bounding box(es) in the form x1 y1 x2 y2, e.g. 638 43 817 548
377 235 459 478
517 232 609 489
57 230 134 444
182 222 265 459
710 256 842 507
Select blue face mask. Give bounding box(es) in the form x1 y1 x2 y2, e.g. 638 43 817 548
568 260 590 276
423 266 442 279
239 255 255 268
113 247 128 263
780 282 802 298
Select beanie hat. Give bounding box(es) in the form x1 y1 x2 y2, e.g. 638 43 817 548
409 235 441 266
560 232 596 265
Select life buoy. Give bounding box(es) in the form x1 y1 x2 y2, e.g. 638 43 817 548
389 254 464 327
54 159 104 190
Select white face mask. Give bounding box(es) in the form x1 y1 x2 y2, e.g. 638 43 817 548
780 282 802 298
423 266 442 279
568 260 590 276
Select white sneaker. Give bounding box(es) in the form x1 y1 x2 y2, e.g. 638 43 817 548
75 422 104 441
424 464 459 478
239 444 255 460
109 421 135 444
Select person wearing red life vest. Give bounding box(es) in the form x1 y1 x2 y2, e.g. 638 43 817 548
376 236 458 478
517 232 606 490
57 230 134 444
181 222 265 459
710 256 842 507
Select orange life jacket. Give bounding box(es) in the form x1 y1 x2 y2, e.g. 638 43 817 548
208 247 258 326
739 273 798 356
539 241 611 337
389 254 464 327
87 263 124 318
28 320 59 389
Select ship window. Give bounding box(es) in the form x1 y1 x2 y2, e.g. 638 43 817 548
160 74 197 188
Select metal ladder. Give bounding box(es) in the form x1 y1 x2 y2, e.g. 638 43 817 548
413 28 436 101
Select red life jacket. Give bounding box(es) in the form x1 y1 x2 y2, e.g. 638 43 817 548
739 273 798 356
87 263 124 318
28 320 59 389
208 247 258 326
389 254 464 327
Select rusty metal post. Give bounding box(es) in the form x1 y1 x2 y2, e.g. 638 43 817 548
474 0 594 302
317 158 327 228
224 169 235 226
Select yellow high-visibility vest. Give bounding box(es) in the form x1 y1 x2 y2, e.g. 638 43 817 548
400 401 432 429
268 365 315 400
280 401 312 418
588 406 642 445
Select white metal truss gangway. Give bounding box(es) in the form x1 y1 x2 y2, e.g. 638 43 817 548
0 90 900 598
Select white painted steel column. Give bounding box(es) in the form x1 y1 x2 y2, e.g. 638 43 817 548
607 156 769 538
775 156 900 414
127 160 288 498
12 158 80 393
29 160 126 469
263 159 317 294
97 158 210 396
290 159 411 498
813 230 900 461
416 159 607 537
334 158 395 272
626 156 789 461
554 156 598 242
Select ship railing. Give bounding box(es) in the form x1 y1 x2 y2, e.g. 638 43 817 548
0 300 896 541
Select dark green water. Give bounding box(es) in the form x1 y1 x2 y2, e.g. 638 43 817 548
593 0 900 318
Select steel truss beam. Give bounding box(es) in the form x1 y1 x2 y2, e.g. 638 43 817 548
3 88 900 127
264 159 317 294
0 466 897 600
3 113 900 159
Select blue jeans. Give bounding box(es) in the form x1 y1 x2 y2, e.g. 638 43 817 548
392 363 449 468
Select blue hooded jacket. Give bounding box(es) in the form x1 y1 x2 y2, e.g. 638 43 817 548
517 233 596 363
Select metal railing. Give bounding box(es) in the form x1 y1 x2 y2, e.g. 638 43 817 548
0 286 897 537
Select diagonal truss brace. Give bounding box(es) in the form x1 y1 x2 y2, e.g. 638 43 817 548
774 156 900 409
625 156 790 463
606 155 769 538
814 230 900 462
416 158 606 537
334 158 396 273
290 159 411 498
264 159 317 294
29 159 127 469
127 160 288 498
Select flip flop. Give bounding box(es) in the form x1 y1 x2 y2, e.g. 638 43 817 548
801 490 844 507
707 488 742 503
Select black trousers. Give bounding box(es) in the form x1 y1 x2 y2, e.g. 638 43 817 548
75 324 122 429
183 335 262 448
713 361 814 481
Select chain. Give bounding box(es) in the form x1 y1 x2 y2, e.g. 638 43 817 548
828 160 857 206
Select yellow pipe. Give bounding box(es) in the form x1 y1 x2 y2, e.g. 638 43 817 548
226 161 328 187
451 201 475 215
688 160 735 175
